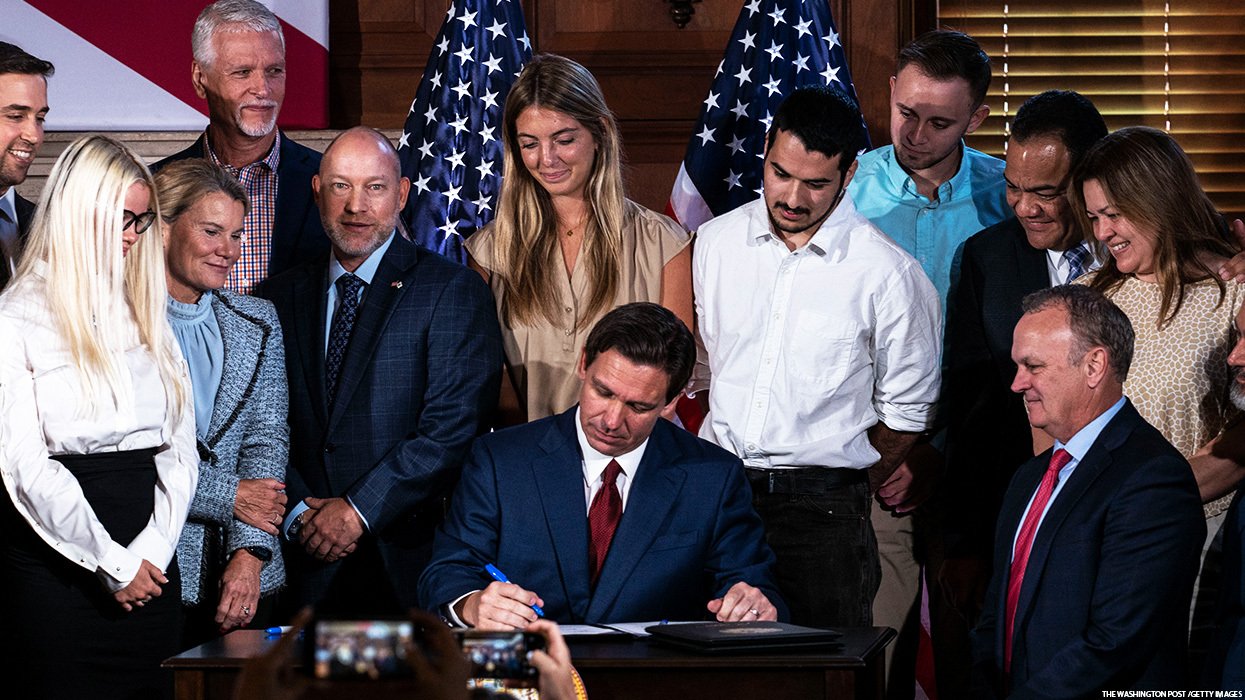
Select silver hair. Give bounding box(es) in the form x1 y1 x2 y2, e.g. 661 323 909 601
192 0 284 67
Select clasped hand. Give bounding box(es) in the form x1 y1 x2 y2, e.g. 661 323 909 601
299 496 362 562
235 478 287 535
113 559 167 612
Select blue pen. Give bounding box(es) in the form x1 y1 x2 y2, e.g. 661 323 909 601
485 563 545 618
265 626 283 636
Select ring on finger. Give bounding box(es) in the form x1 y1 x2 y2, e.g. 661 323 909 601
242 605 252 616
749 608 760 617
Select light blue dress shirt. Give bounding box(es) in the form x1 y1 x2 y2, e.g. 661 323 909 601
847 143 1010 317
1010 396 1128 555
0 187 20 276
322 230 396 355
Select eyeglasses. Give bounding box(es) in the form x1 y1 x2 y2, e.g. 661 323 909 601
123 209 157 235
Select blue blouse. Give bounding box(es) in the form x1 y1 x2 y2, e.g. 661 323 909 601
168 292 224 440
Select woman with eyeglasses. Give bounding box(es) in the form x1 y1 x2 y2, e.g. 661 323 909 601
0 135 197 698
466 54 693 424
156 159 288 646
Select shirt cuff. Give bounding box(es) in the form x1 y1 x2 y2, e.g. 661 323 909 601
346 495 371 533
126 526 176 573
283 500 310 541
444 590 480 628
875 402 935 434
98 540 143 592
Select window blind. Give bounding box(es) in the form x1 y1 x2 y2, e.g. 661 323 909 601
938 1 1245 218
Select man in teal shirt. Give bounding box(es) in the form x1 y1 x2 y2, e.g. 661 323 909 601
845 29 1009 700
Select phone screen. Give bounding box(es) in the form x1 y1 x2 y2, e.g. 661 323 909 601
310 619 414 680
457 630 544 681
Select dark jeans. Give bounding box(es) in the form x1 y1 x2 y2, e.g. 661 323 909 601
747 469 880 628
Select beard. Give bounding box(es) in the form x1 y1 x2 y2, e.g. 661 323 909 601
1232 370 1245 411
236 100 279 138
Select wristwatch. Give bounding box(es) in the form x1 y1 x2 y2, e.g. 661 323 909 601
242 546 272 562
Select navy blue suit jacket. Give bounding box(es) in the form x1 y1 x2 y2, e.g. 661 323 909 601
970 400 1205 698
418 408 786 624
943 217 1051 560
155 132 327 280
0 193 35 292
257 234 502 608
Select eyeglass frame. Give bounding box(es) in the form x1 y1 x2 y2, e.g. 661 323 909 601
123 209 157 235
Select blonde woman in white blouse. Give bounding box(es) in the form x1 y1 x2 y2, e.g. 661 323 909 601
0 135 197 699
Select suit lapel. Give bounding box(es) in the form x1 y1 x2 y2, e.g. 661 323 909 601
531 413 593 622
1010 402 1141 643
1012 223 1050 294
327 236 417 431
588 422 686 621
290 265 329 429
205 295 260 443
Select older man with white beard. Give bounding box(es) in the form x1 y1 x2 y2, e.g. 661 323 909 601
156 0 327 294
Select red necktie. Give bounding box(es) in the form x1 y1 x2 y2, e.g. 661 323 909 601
1005 448 1073 672
588 459 623 587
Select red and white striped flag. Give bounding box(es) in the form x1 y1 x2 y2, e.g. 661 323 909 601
2 0 328 130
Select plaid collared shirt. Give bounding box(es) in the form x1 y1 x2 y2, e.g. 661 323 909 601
205 132 281 294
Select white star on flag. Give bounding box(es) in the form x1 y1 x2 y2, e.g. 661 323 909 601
399 0 532 261
666 0 869 234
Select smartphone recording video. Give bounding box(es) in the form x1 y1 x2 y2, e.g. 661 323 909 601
457 630 545 681
308 618 414 680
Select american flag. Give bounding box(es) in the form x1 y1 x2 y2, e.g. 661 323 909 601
398 0 532 262
668 0 866 233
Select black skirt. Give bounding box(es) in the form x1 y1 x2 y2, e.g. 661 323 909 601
0 448 182 700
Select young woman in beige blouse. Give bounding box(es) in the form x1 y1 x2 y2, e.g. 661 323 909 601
466 54 693 424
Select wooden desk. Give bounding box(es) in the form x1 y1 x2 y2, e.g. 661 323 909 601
165 626 894 700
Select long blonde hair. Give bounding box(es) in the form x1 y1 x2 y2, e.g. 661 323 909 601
488 53 626 330
14 135 187 417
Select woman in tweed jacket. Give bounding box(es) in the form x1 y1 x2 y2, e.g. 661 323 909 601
156 159 289 644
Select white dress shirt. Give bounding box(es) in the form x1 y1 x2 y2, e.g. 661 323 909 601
576 407 647 511
693 195 942 470
1044 246 1102 287
0 264 198 591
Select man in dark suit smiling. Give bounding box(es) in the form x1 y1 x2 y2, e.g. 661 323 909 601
970 285 1204 697
419 302 784 628
259 127 502 615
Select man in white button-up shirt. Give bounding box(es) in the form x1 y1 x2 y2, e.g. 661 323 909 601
693 86 942 629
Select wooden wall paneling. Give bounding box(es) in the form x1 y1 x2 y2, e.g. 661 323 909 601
838 0 936 149
534 0 742 210
329 0 443 129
